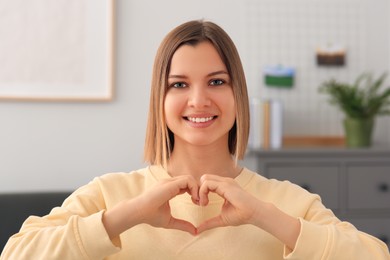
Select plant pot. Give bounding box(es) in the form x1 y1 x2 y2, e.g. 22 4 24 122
343 117 374 148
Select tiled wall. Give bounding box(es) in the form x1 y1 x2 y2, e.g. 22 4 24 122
241 0 390 145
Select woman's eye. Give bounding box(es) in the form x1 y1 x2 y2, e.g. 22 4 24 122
210 79 225 86
170 82 187 88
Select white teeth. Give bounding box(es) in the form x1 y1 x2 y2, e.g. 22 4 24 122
187 116 214 123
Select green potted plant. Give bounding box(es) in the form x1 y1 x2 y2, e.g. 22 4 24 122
319 72 390 147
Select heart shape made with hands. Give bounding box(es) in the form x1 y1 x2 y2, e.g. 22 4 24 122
159 175 255 235
168 183 227 235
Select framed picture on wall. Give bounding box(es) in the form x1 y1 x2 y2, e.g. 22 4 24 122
0 0 115 102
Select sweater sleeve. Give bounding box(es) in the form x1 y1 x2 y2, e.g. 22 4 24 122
0 179 121 260
283 198 390 259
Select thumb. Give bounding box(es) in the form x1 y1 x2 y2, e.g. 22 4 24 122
166 217 197 235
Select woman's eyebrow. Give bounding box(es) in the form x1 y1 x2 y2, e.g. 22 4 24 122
207 70 229 77
168 74 187 79
168 70 229 79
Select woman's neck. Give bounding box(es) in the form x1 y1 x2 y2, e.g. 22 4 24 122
166 145 242 181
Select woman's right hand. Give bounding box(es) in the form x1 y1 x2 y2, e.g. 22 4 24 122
103 175 200 239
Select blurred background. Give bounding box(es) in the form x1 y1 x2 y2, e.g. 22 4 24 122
0 0 389 192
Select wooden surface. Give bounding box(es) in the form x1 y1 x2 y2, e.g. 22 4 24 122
282 136 345 147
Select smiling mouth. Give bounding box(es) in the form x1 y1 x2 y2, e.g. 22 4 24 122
185 116 217 123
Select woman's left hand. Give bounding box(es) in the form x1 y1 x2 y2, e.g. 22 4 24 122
197 174 262 233
197 174 301 250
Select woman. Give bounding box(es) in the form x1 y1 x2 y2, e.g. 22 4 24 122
1 20 389 260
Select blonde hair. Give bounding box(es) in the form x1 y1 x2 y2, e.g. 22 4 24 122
144 20 249 166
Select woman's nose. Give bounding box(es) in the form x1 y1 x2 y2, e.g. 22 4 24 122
187 86 211 108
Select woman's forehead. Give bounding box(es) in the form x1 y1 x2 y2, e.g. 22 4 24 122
169 42 228 77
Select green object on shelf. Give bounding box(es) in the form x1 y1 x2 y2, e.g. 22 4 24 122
265 75 294 88
319 72 390 148
264 65 295 88
343 117 374 148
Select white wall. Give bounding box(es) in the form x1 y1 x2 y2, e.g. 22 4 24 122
0 0 243 192
242 0 390 143
0 0 389 192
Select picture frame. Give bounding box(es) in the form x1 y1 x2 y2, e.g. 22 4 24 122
0 0 115 102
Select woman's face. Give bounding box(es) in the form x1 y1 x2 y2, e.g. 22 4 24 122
164 41 236 150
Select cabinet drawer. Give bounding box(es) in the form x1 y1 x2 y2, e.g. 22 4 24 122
268 165 339 210
347 166 390 209
348 218 390 248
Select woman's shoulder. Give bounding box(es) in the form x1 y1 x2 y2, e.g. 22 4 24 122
63 167 156 209
242 167 311 192
96 165 169 185
97 166 151 182
242 167 321 212
93 166 159 192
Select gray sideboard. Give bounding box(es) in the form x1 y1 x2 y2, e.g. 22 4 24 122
244 147 390 248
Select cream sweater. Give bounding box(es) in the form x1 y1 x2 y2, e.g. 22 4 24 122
1 166 389 259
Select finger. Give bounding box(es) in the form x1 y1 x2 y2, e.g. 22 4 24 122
176 176 200 203
200 175 243 205
166 217 197 235
196 216 225 234
199 179 225 206
166 176 199 202
184 176 200 202
199 181 216 206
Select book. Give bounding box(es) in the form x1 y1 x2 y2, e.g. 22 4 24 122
249 98 283 150
249 98 263 150
270 99 283 149
263 100 271 149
